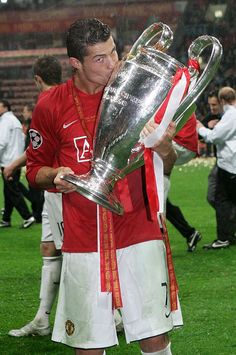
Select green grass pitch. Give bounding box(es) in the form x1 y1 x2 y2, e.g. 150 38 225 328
0 158 235 354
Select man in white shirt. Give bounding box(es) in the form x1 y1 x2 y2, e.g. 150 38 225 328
0 99 35 228
197 86 236 249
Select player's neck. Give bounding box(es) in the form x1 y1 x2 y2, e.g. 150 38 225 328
73 74 104 95
40 83 54 93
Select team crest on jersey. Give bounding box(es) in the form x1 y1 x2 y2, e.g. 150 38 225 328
29 129 43 149
65 320 75 336
74 136 92 162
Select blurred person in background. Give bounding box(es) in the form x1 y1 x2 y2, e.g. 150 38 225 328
201 91 223 210
201 90 222 158
165 114 202 252
7 55 63 337
0 99 35 229
22 104 34 137
19 103 44 223
197 86 236 249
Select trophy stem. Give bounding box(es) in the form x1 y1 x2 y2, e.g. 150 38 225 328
61 159 124 215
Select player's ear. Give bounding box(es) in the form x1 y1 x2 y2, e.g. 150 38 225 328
34 75 43 90
34 75 40 84
69 57 82 70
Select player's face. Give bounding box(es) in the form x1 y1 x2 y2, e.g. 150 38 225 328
208 97 222 115
0 103 7 115
22 106 32 120
78 36 118 87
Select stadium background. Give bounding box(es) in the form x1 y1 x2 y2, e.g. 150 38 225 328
0 0 235 122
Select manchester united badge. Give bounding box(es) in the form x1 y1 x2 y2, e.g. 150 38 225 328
65 320 75 336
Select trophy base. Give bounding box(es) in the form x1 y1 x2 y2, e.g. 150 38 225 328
60 173 124 215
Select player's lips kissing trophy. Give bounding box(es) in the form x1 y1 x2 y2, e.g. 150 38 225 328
61 22 222 215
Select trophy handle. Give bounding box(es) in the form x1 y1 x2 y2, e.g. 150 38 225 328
122 36 222 177
173 35 223 131
127 22 173 58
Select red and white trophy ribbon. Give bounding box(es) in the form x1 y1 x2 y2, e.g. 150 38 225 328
143 66 192 311
97 205 123 309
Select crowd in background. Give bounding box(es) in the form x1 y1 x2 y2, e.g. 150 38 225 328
0 1 235 121
183 0 235 119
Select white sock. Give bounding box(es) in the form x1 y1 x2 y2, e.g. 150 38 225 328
141 342 172 355
34 256 62 325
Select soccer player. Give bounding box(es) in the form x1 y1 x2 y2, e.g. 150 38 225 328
26 18 182 354
7 55 63 336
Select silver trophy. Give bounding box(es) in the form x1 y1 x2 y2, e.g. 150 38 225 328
62 23 222 215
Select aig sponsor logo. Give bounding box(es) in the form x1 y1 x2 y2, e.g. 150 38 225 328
74 136 92 162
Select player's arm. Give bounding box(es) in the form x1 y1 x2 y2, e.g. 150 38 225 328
197 119 222 144
161 145 177 176
142 120 177 175
3 151 27 180
35 166 76 193
26 102 60 189
34 166 59 189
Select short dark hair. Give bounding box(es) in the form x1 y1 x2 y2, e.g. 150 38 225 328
208 90 219 100
66 18 111 62
24 103 34 112
0 99 11 111
33 55 62 85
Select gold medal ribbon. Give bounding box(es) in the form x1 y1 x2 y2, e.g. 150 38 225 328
99 207 123 309
159 213 178 311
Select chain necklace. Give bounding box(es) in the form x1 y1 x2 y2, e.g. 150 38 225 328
71 77 95 141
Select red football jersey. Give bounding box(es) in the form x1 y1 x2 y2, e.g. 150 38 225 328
26 79 162 252
154 106 198 154
174 113 198 154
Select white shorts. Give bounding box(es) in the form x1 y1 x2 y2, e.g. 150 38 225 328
52 240 183 349
41 191 63 250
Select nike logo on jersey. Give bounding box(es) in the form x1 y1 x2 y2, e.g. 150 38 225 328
63 120 78 129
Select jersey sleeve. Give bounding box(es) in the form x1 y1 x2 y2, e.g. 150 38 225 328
26 101 59 188
174 113 198 154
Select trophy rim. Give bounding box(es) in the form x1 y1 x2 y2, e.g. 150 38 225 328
61 173 124 215
75 185 124 215
141 46 185 70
